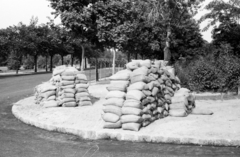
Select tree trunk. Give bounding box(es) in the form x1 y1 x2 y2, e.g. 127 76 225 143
135 52 138 59
164 25 171 63
95 57 99 81
45 55 48 72
127 51 130 62
61 55 64 65
16 69 18 74
50 55 53 72
71 54 74 67
34 55 38 73
112 49 116 75
85 57 87 69
81 45 85 71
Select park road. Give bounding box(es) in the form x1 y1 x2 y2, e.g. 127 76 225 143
0 73 240 157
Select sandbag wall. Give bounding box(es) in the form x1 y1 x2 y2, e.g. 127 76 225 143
102 70 131 129
103 59 187 131
35 66 92 108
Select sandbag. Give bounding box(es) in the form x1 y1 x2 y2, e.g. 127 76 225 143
75 92 90 99
103 105 122 116
79 97 91 101
142 120 151 127
122 123 141 131
131 66 149 77
63 102 77 107
123 99 142 109
142 114 151 121
37 83 57 93
61 84 75 89
42 101 58 108
76 88 88 93
131 74 150 84
169 109 187 117
169 102 187 110
75 80 88 84
127 82 146 91
105 91 125 99
76 74 87 80
102 113 120 123
151 87 159 96
110 80 129 87
78 101 92 106
104 98 124 107
140 59 151 68
47 95 56 101
142 90 151 96
52 66 66 76
121 115 143 123
191 108 213 115
122 107 142 116
61 71 76 76
126 62 139 70
42 91 56 99
61 93 75 98
109 70 131 80
107 85 127 92
63 88 76 94
126 90 145 101
103 120 122 129
61 75 75 81
75 83 89 89
171 96 188 104
61 98 75 103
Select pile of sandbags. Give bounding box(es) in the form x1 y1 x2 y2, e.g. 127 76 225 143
57 67 78 107
75 73 92 106
35 66 93 108
102 70 131 129
169 88 196 117
34 82 58 108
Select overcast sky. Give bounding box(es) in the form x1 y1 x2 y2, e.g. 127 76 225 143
0 0 212 42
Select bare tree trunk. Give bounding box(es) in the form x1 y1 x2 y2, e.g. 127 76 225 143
127 51 130 62
71 54 74 67
61 55 64 65
45 55 48 72
112 48 116 75
34 55 38 73
85 57 87 69
50 55 54 72
135 52 138 59
95 57 99 81
81 45 85 71
164 25 171 63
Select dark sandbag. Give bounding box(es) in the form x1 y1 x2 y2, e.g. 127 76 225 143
142 90 151 96
103 105 122 116
123 99 142 109
121 115 143 123
169 109 187 117
62 102 77 107
122 107 142 116
142 114 152 121
104 98 124 107
102 113 120 123
191 108 213 115
122 123 141 131
103 120 122 129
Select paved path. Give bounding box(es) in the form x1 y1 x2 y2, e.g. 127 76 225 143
0 73 240 157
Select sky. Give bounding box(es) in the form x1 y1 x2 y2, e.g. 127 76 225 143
0 0 213 42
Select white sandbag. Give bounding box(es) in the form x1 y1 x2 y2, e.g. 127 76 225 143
75 80 88 84
61 75 75 81
61 98 75 103
126 90 145 101
61 93 75 98
79 97 91 101
102 113 120 123
75 92 90 99
127 82 146 91
122 123 141 131
191 108 213 115
105 91 125 99
41 91 56 99
103 120 122 129
62 102 77 107
169 102 187 110
76 74 87 80
131 74 150 84
78 101 92 106
103 105 122 116
169 109 187 117
109 70 131 80
63 88 76 94
121 115 143 123
123 99 142 109
126 62 139 70
36 82 57 93
61 80 75 86
131 66 149 77
139 59 151 68
104 98 124 107
75 83 89 89
42 101 58 108
52 65 66 76
47 95 56 101
122 107 142 116
61 84 75 89
76 88 88 93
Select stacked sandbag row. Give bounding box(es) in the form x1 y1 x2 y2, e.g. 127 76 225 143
102 69 131 129
121 59 182 131
34 82 58 108
75 73 92 106
169 88 196 117
57 68 78 107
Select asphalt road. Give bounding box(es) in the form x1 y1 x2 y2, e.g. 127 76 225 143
0 73 240 157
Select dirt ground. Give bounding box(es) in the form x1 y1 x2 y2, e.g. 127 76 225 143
12 84 240 146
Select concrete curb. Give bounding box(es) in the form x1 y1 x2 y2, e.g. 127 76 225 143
12 100 240 147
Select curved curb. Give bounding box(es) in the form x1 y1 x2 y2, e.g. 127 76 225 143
12 99 240 147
